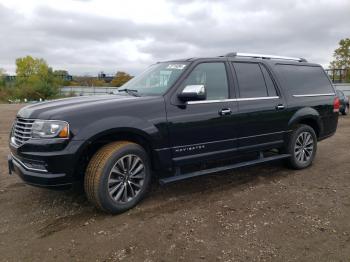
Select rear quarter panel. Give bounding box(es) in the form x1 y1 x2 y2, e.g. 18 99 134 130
271 62 338 139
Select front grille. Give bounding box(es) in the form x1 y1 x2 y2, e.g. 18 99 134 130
12 118 35 146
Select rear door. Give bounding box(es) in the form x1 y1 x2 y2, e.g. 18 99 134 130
229 62 289 150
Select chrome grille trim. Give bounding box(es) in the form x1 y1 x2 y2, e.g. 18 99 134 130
12 118 35 146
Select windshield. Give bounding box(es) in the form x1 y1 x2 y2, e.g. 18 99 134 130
120 62 189 95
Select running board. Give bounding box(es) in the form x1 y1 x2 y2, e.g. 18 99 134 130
159 154 291 184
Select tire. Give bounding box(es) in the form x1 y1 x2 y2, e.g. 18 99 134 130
285 124 317 170
84 141 151 214
341 105 349 115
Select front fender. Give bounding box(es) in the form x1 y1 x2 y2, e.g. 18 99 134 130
70 115 171 171
72 116 161 146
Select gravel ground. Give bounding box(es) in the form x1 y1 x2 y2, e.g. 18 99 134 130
0 104 350 262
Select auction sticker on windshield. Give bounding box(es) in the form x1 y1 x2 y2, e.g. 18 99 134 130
166 64 187 70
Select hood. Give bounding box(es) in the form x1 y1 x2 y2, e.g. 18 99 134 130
17 94 141 119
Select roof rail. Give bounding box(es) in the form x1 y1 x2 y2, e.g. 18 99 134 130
225 52 307 62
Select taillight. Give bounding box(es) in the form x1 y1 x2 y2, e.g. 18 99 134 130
333 97 340 113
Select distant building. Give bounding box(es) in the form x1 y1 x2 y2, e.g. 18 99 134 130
62 74 73 81
98 72 114 83
5 75 16 81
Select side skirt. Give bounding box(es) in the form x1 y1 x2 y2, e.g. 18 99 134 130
159 153 290 184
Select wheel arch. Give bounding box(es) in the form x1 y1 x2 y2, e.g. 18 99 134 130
74 128 162 181
288 107 323 138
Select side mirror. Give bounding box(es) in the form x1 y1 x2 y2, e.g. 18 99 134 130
178 85 206 102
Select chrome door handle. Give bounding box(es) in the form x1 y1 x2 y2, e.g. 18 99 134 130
276 104 285 110
219 108 232 116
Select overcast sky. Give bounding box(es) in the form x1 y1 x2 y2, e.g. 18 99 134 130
0 0 349 76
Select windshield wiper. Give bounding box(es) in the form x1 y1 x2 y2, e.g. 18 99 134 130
118 88 140 97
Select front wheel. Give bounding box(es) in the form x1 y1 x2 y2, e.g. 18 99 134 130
285 124 317 170
84 141 151 214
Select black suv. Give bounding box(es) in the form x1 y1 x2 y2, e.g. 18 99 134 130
8 52 339 214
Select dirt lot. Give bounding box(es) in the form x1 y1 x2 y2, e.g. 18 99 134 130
1 104 350 262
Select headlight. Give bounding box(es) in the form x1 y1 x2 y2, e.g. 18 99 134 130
32 120 69 139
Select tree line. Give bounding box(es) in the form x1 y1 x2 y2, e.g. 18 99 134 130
0 56 133 102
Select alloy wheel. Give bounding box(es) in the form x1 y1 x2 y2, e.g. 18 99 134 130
108 154 145 203
294 131 314 164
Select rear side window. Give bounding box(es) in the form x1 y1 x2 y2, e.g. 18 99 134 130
276 65 333 95
233 62 278 98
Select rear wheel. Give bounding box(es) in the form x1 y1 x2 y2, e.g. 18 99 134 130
342 105 349 115
285 124 317 169
84 141 151 214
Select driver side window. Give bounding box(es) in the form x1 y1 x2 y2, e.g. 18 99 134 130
182 62 229 100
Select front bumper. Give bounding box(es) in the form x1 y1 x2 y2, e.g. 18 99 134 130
8 153 71 188
8 140 85 188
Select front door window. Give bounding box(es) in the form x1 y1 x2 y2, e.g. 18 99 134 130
182 62 229 100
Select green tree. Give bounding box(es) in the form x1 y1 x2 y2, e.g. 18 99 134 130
53 70 69 77
54 70 71 86
330 38 350 69
329 38 350 81
74 76 96 86
111 71 133 87
0 68 5 87
15 56 60 100
0 69 6 101
91 79 106 87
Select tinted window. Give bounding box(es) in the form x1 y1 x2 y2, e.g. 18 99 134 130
183 63 228 100
276 65 333 95
233 63 268 98
260 65 277 96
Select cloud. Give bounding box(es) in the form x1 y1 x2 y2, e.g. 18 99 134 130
0 0 349 75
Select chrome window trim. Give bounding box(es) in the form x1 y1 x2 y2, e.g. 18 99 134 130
234 96 279 101
187 96 279 105
293 93 335 98
11 153 48 173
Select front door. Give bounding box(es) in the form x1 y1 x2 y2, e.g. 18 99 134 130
166 61 239 166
